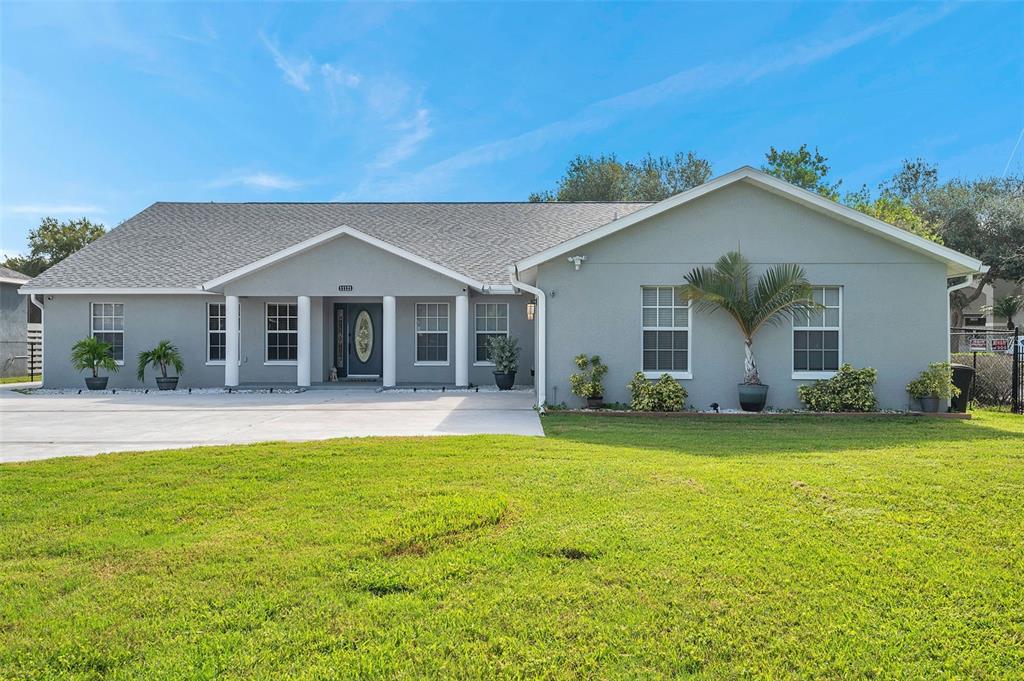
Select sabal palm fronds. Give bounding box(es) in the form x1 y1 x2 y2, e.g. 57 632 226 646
982 295 1022 330
680 251 817 384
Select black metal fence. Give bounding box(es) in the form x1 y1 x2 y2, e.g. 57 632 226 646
0 340 41 381
1013 327 1022 414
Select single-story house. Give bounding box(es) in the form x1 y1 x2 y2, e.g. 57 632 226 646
19 167 985 409
1 265 33 378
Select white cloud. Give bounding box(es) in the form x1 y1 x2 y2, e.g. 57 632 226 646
321 63 361 88
371 108 433 169
261 34 312 91
209 172 303 190
5 204 102 214
361 3 960 199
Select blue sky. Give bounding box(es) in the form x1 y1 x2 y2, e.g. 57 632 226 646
1 1 1021 256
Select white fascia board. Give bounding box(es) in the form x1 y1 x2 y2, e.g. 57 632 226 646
201 224 485 291
17 286 209 295
514 166 986 277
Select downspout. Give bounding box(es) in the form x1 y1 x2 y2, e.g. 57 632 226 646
508 267 546 410
947 274 975 363
29 293 45 381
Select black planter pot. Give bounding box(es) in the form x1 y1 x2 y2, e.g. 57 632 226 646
493 371 516 390
85 376 109 391
586 397 604 409
920 396 941 413
737 383 769 412
156 376 179 391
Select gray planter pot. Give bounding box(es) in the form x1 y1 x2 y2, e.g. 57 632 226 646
737 383 769 412
920 396 942 413
494 372 516 390
84 376 108 391
156 376 179 391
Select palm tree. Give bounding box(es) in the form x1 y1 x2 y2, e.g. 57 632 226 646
982 295 1022 330
680 251 817 385
70 336 120 378
137 340 184 381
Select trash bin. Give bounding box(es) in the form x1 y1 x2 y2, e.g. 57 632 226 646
950 363 974 413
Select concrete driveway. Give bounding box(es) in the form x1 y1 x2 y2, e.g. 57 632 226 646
0 387 543 463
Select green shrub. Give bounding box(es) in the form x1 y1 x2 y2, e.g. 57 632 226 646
906 362 960 400
628 372 687 411
569 354 608 399
485 335 520 374
797 364 878 412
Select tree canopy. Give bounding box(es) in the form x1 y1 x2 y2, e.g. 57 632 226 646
761 144 842 200
529 152 712 202
2 217 106 277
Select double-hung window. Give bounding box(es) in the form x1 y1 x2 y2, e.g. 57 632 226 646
266 303 298 363
475 303 509 364
207 302 240 363
415 303 449 364
91 303 124 363
641 286 690 378
793 286 841 376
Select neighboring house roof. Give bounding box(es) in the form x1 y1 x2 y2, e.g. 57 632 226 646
516 166 986 277
0 265 32 285
22 201 651 291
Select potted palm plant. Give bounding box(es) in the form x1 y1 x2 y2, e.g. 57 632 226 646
70 336 120 390
982 295 1022 330
486 335 520 390
569 354 608 408
681 251 817 412
137 340 184 390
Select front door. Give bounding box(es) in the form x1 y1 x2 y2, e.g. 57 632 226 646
334 303 383 378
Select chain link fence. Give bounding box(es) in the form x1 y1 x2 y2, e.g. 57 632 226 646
950 329 1019 409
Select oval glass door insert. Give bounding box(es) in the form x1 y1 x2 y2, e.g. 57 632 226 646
354 310 373 363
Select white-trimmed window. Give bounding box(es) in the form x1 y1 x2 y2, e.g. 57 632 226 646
641 286 690 378
475 303 509 364
91 302 124 363
265 303 298 363
207 302 240 364
415 303 449 364
793 286 841 377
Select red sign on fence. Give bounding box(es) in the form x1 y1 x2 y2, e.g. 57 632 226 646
969 338 988 351
992 339 1009 352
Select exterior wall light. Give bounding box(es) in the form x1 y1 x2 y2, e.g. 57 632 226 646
526 299 537 321
567 255 587 271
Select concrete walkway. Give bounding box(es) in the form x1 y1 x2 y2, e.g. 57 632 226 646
0 387 543 463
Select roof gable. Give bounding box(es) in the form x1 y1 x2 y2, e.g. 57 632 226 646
515 167 985 277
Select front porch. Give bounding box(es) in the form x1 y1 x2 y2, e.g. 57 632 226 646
219 293 535 391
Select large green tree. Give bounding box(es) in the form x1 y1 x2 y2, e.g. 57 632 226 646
761 144 842 200
1 217 106 277
529 152 712 202
922 176 1024 322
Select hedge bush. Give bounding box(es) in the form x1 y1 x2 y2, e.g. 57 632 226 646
797 364 878 412
627 372 687 411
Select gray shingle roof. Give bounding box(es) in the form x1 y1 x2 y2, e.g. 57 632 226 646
25 202 653 289
0 265 32 282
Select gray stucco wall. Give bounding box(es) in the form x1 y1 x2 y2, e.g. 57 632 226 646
1 282 29 377
41 292 534 388
537 181 949 410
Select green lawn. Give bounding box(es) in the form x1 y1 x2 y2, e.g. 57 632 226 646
0 375 36 384
2 412 1022 678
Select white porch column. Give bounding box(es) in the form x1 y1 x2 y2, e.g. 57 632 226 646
383 295 396 388
224 295 239 387
455 294 469 387
297 295 311 387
